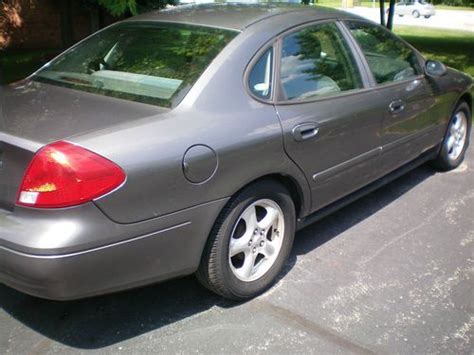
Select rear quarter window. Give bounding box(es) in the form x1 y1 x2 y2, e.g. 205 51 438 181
248 48 274 100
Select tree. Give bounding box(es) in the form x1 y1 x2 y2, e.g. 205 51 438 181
93 0 176 17
377 0 397 30
97 0 138 16
57 0 175 48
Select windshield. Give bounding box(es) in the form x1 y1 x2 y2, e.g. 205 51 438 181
33 22 238 108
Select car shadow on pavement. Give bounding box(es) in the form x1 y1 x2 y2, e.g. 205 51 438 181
291 164 436 258
0 164 435 349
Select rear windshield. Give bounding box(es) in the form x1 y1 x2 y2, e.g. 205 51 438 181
33 22 238 108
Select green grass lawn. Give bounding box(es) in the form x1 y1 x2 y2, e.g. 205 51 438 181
316 1 474 10
316 1 376 8
395 26 474 77
434 5 474 11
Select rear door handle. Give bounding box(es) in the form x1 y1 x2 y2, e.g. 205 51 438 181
292 123 319 142
389 99 406 114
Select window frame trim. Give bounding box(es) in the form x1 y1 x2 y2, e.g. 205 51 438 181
243 43 276 105
272 19 371 105
244 42 278 104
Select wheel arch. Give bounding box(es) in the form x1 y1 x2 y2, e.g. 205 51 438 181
223 172 311 222
457 91 472 114
258 173 307 220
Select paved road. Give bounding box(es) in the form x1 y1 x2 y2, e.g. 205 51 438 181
1 136 474 354
343 7 474 32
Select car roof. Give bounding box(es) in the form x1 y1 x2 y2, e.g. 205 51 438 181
126 3 360 31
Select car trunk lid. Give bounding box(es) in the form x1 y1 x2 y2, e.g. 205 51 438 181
0 138 36 210
0 80 165 209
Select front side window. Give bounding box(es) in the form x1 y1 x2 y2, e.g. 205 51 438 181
346 21 422 85
279 22 363 101
33 23 237 108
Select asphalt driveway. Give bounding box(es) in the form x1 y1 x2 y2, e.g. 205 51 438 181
1 134 473 354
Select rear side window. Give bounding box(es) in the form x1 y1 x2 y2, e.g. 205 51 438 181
346 21 422 84
249 48 273 100
279 22 363 101
33 23 237 108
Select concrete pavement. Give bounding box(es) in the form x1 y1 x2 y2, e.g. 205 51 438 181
1 135 473 354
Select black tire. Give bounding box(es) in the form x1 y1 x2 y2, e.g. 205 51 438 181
431 102 471 171
424 15 431 18
196 180 296 300
413 10 420 18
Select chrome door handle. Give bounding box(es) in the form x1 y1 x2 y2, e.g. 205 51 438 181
389 99 405 114
292 123 319 142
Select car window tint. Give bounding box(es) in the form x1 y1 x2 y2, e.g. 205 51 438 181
279 23 363 101
249 48 273 100
33 23 237 108
346 21 422 85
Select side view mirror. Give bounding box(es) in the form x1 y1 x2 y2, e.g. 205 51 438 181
425 60 447 77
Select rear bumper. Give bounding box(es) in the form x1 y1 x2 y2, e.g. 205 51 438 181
0 199 228 300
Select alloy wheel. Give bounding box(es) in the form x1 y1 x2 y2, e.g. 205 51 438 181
228 199 285 282
446 111 468 161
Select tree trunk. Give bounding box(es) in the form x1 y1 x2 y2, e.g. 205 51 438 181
379 0 386 27
98 7 105 28
59 0 74 48
89 7 99 33
386 0 396 30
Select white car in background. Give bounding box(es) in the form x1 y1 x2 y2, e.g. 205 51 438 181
392 0 436 18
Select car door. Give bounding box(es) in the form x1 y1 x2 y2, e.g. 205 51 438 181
344 21 440 174
274 21 384 212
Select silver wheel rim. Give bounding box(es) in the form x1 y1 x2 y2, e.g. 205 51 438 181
228 199 285 282
446 111 468 161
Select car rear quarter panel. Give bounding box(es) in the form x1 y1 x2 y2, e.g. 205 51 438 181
71 19 312 224
0 197 229 299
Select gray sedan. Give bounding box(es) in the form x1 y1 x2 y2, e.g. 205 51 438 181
0 3 472 301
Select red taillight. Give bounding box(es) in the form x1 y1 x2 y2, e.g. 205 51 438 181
17 141 126 208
